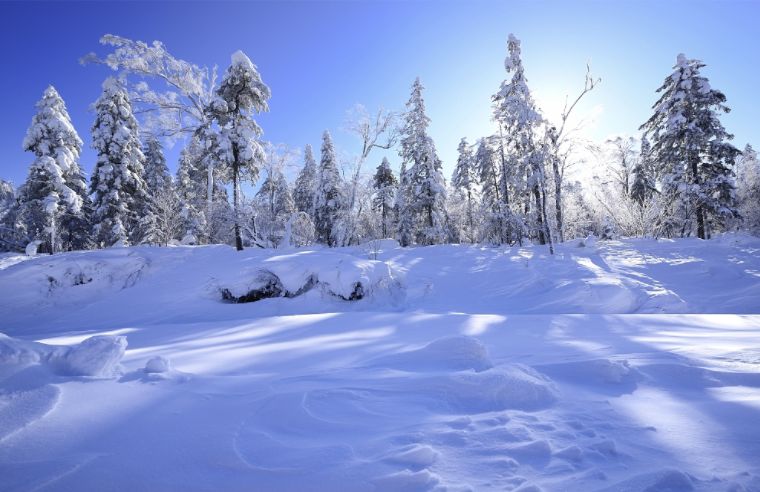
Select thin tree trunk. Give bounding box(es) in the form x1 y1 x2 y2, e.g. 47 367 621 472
232 144 243 251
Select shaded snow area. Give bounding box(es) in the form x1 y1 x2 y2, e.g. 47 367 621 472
1 235 760 491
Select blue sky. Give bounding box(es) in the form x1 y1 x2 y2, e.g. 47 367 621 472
1 0 758 187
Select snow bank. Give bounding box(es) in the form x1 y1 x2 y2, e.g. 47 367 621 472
0 333 127 378
218 251 401 302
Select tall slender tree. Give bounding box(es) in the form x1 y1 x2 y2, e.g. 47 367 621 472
399 77 447 245
372 157 398 238
452 138 478 243
211 50 271 250
293 144 318 216
314 131 344 246
493 34 552 252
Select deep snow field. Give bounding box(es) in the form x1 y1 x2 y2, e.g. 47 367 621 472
1 235 760 492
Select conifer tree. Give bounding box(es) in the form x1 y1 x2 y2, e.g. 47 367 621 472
452 138 478 243
314 131 344 246
90 77 149 247
19 86 88 252
293 144 318 216
399 77 447 245
641 54 739 239
372 157 397 238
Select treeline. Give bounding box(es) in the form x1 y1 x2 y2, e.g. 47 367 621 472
1 34 759 254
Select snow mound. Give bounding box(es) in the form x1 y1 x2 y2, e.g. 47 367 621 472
0 333 127 378
422 365 558 413
371 335 493 372
218 251 401 302
50 335 127 377
144 356 172 374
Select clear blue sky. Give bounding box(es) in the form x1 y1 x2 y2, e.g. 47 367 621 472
1 0 758 187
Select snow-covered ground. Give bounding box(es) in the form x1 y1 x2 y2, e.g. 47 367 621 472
1 235 760 491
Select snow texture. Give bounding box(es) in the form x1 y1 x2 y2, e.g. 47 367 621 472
1 236 760 491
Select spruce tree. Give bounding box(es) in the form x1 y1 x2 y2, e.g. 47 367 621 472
399 77 447 245
211 50 271 251
255 169 295 247
641 54 739 239
372 157 397 238
19 86 88 253
452 138 477 243
90 77 149 247
493 34 551 249
314 131 344 246
630 137 657 206
293 144 318 216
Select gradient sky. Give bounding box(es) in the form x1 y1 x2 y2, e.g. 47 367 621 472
1 0 758 188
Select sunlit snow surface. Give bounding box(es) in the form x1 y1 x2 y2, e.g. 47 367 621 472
1 234 760 491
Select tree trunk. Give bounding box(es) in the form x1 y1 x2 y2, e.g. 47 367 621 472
207 161 214 240
551 154 564 243
533 185 545 245
232 144 243 251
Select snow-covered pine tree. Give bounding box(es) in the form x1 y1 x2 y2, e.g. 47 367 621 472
293 144 318 216
0 179 23 251
493 34 552 251
399 77 447 245
640 54 739 239
90 77 150 247
314 131 344 246
395 160 415 247
142 136 171 198
452 137 478 243
255 169 295 247
736 144 760 233
475 138 509 244
141 135 184 245
630 136 657 206
18 86 89 253
372 157 397 238
211 51 270 251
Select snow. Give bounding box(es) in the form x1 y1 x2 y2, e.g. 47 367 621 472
1 236 760 490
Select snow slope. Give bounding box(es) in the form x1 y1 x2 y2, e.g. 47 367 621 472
1 235 759 491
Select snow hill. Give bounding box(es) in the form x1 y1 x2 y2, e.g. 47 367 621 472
1 235 760 491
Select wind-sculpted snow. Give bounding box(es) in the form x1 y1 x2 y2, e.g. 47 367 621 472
0 333 127 377
1 236 760 490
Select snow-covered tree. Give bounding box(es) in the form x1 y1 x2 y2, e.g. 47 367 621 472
630 136 657 206
736 144 760 233
492 34 552 251
210 51 271 251
18 86 89 253
452 137 478 243
255 169 295 247
396 160 414 247
372 157 397 238
398 77 447 245
90 77 150 247
293 144 318 216
0 180 23 251
641 54 739 239
314 131 344 246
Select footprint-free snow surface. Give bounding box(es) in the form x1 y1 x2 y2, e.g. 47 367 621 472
1 235 760 491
